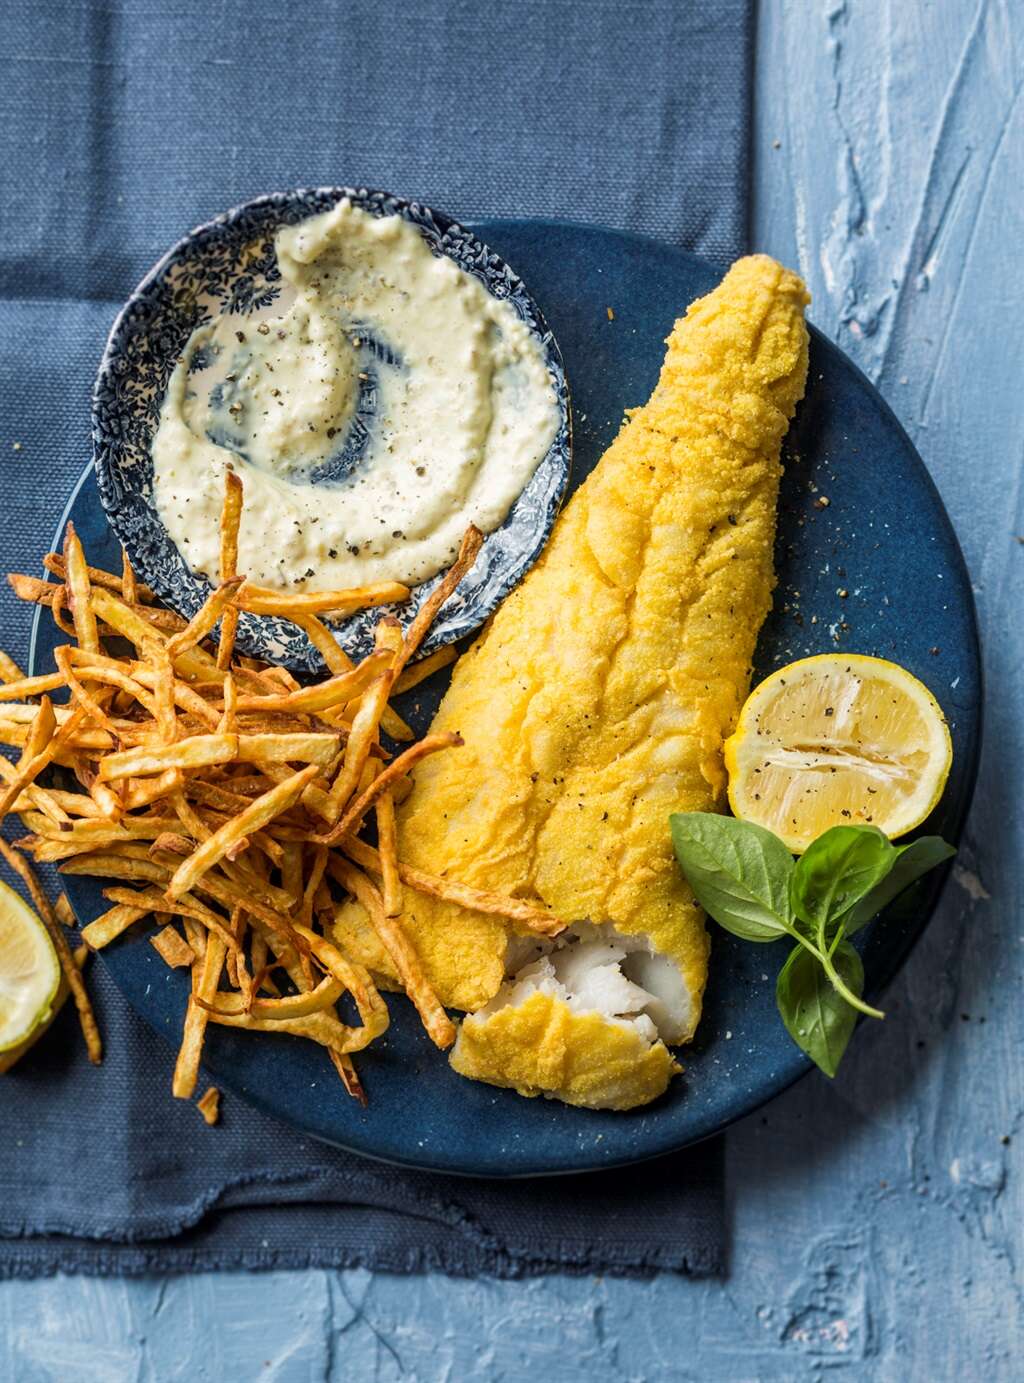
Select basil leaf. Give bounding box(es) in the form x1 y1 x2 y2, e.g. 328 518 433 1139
843 835 956 935
670 812 795 943
776 940 863 1077
790 825 896 939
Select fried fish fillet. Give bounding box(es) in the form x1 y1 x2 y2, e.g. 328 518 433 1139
334 254 809 1108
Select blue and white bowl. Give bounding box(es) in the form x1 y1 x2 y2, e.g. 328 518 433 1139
92 187 572 671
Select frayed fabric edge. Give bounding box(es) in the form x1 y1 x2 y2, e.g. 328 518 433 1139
0 1240 722 1281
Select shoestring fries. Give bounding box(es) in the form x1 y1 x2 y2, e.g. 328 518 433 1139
0 474 553 1109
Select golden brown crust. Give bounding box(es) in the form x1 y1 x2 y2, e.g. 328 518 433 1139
450 991 680 1111
334 256 810 1042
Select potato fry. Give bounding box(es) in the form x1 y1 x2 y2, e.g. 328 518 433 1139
102 885 228 932
196 1085 221 1125
98 733 238 781
338 836 564 935
55 892 76 927
185 777 256 817
123 768 183 811
183 916 207 963
89 587 218 682
289 611 351 676
376 791 402 918
288 613 414 737
26 836 142 865
65 650 158 711
279 841 303 910
233 732 341 767
291 647 412 746
0 670 66 701
291 923 387 1026
330 857 453 1049
159 857 303 954
54 646 120 738
0 649 26 683
88 777 124 822
216 470 244 669
320 678 387 823
205 1005 374 1050
392 525 482 677
43 551 155 604
0 837 102 1061
225 902 245 995
261 665 302 692
7 572 48 602
173 932 227 1099
61 851 171 887
51 583 78 638
298 844 329 928
166 576 245 659
320 618 403 823
223 771 290 796
62 522 100 653
149 844 188 875
21 812 149 844
217 672 237 734
391 644 458 696
22 695 56 764
127 664 221 728
80 901 149 949
167 765 320 900
250 827 285 870
233 652 390 715
319 732 462 844
211 925 387 1055
121 548 139 605
151 923 195 969
0 749 71 827
329 1050 368 1105
150 642 177 745
250 928 269 996
197 972 344 1020
0 941 89 1076
0 702 89 821
7 572 70 613
236 580 409 618
164 799 293 914
6 775 93 819
0 697 110 730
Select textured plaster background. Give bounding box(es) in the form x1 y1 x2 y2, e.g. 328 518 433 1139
2 0 1022 1378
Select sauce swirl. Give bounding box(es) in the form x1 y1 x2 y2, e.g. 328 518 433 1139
152 199 560 593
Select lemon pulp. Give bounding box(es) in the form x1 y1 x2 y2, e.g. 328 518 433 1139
724 654 952 852
0 877 61 1054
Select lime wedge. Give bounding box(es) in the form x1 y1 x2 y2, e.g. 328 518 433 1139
0 877 61 1055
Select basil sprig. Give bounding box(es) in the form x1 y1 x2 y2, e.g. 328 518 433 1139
670 815 955 1077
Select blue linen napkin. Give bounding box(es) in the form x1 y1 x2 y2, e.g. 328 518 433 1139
0 0 751 1279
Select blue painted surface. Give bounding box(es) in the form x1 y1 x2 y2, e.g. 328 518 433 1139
48 218 981 1177
3 0 1022 1377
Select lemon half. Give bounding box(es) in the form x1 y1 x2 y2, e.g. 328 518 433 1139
0 877 61 1057
724 654 952 852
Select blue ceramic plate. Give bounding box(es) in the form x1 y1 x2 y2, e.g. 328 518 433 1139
91 188 571 670
37 222 980 1177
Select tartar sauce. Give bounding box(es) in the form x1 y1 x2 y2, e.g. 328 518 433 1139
152 199 560 592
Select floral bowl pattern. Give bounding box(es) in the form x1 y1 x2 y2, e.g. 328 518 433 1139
92 187 571 671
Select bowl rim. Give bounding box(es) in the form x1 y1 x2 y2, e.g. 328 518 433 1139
90 185 573 671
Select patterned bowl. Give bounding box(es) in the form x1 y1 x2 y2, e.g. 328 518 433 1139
92 187 571 671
